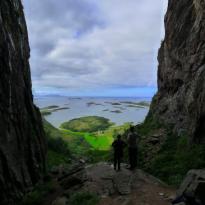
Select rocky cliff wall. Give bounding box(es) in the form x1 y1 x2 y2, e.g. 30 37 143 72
149 0 205 143
0 0 46 204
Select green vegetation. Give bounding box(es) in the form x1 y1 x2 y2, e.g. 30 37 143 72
84 133 112 150
53 107 70 111
41 110 52 116
148 134 205 186
44 111 205 188
126 104 145 108
137 115 205 187
61 116 113 132
120 101 150 107
110 102 121 105
22 187 99 205
67 192 99 205
23 117 130 205
87 102 103 106
40 105 69 116
43 119 71 169
60 129 92 157
43 105 59 109
137 101 150 107
60 121 131 162
137 115 163 136
43 116 132 165
85 149 112 163
21 181 57 205
43 119 62 138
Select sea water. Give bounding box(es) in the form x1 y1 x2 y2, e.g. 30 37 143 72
34 96 150 128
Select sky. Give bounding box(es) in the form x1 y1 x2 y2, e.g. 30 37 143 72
23 0 168 97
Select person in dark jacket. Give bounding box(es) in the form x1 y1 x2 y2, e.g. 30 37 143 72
112 135 126 171
127 126 139 170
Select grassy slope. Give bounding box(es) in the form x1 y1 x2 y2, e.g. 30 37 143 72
43 115 131 165
61 121 131 150
60 121 132 162
21 118 131 204
43 119 72 169
137 115 205 186
149 134 205 186
43 117 132 165
45 113 205 187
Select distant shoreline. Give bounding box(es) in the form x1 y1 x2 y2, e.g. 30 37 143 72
35 96 150 128
34 95 152 100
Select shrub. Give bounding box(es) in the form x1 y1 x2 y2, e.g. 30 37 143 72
43 119 71 169
21 181 56 205
147 134 205 186
68 192 99 205
47 136 70 155
137 115 163 136
136 115 205 187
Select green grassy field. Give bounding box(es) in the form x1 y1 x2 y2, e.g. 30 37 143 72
44 116 132 166
61 119 131 151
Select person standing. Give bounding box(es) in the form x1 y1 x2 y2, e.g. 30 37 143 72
112 135 126 171
127 126 139 170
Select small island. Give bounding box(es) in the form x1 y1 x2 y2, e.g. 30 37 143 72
104 101 122 106
87 102 103 107
102 109 109 112
120 101 150 108
40 105 70 116
110 110 122 113
113 106 126 110
43 105 59 109
126 104 145 109
61 116 114 132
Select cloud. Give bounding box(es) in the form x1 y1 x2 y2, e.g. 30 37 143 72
23 0 168 96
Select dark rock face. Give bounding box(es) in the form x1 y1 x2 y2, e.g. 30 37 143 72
0 0 46 204
149 0 205 142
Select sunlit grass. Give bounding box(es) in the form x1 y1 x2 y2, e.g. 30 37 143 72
44 117 132 165
84 133 112 150
60 122 132 151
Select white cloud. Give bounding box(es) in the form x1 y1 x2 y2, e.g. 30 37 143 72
23 0 168 95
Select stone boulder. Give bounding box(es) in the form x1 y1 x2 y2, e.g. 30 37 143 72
173 169 205 204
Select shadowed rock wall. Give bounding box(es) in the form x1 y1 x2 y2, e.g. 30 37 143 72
149 0 205 143
0 0 46 204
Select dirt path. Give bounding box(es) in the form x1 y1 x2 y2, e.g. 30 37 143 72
99 179 174 205
43 162 176 205
86 163 175 205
